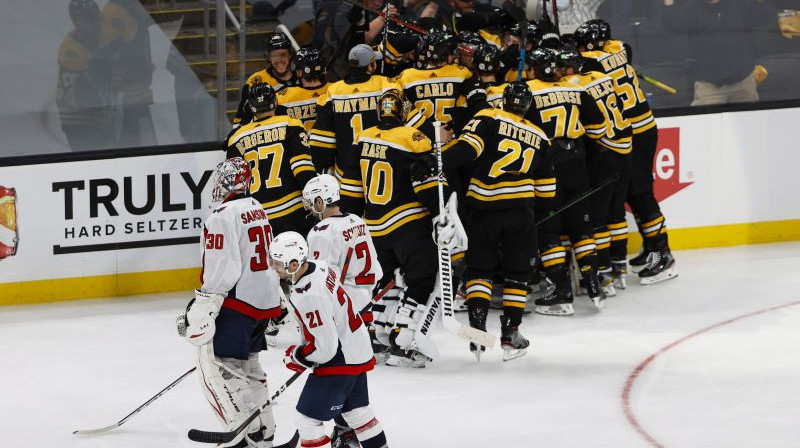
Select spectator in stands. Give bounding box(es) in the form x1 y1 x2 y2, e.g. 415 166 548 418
662 0 774 106
553 0 607 33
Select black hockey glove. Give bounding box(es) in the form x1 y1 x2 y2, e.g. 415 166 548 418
411 153 438 183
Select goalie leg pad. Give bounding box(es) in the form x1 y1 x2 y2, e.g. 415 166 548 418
244 353 276 442
371 285 402 347
389 297 427 350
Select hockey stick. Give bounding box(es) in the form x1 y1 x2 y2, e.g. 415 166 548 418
188 371 304 444
341 0 427 34
432 121 497 349
636 71 677 94
360 280 397 314
550 0 560 35
535 173 620 227
502 0 527 82
73 367 196 435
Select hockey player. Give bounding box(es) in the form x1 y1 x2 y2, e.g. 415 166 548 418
442 81 556 360
226 83 316 236
501 22 541 82
575 21 678 285
269 232 389 448
234 32 298 126
524 47 606 315
558 46 634 296
276 47 329 132
356 88 446 368
472 43 506 108
178 157 282 448
393 29 488 134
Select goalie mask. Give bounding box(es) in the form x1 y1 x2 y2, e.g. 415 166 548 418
302 174 340 219
211 157 252 202
377 88 410 125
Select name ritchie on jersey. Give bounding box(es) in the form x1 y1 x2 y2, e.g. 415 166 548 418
498 121 544 149
235 126 287 153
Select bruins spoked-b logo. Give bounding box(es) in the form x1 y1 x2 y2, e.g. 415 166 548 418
0 186 18 260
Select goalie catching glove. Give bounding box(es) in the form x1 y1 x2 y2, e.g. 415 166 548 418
433 193 468 253
177 290 225 346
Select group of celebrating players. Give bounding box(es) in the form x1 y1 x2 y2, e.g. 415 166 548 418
176 6 680 448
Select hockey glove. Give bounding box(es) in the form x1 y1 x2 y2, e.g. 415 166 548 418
410 152 437 183
432 194 468 253
283 345 315 373
183 290 225 346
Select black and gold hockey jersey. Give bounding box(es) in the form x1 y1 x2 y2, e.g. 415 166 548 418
233 68 299 125
444 108 555 211
308 75 397 180
486 82 508 109
356 125 441 238
275 83 329 132
393 64 482 130
524 79 588 140
226 115 315 222
581 49 655 135
564 72 632 154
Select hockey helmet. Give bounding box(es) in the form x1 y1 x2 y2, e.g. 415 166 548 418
585 19 611 41
511 22 542 42
248 82 277 115
574 22 605 51
425 30 458 63
211 157 252 202
69 0 100 27
527 47 560 82
473 43 502 74
267 32 293 54
302 174 340 216
556 47 584 74
502 81 534 117
269 231 309 272
377 87 410 125
292 47 326 80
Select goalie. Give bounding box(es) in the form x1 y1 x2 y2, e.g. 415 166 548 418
177 158 283 448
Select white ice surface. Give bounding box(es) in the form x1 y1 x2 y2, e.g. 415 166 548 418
2 242 800 448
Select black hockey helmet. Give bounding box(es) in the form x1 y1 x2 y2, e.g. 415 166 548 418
267 32 293 54
511 22 542 42
574 22 605 51
69 0 100 26
556 47 583 74
425 30 458 63
585 19 611 41
377 88 410 125
502 81 534 116
527 47 560 82
414 33 430 68
292 47 326 80
248 82 277 114
473 43 502 74
458 31 483 53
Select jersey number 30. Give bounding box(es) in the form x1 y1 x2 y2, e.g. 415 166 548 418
248 225 273 271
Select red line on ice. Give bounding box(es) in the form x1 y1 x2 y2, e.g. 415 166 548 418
621 300 800 448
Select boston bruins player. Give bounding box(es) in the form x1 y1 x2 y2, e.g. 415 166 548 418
227 83 316 236
233 32 298 126
393 29 487 134
472 44 507 109
356 88 444 368
575 21 678 285
558 46 634 294
442 82 556 361
524 48 606 315
276 47 329 132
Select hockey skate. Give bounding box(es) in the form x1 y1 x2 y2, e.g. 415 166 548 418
611 259 627 289
598 269 617 297
629 247 651 274
385 347 431 368
331 426 360 448
468 306 488 361
500 315 529 362
581 271 605 310
639 248 678 285
454 287 469 312
534 281 574 316
369 328 390 364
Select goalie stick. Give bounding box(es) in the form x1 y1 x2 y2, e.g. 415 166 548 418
73 367 196 435
432 121 497 349
188 371 304 444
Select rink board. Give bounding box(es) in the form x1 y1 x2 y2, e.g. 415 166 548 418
2 108 800 304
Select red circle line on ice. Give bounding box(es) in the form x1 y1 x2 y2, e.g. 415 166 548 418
621 300 800 448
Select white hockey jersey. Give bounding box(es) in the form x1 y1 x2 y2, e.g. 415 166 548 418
306 214 382 312
288 261 376 376
201 197 282 320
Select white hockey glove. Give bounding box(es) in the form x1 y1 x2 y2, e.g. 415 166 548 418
432 193 468 253
183 290 225 346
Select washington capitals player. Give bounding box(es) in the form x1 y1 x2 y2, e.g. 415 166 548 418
178 157 283 448
269 232 388 448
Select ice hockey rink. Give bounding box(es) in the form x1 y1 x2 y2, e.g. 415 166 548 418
3 242 799 448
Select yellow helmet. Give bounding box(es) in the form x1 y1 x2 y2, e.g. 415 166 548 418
377 87 410 125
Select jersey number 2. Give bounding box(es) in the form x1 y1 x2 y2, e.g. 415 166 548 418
343 241 376 285
337 287 363 332
248 224 273 271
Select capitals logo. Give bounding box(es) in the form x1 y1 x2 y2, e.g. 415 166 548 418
0 186 17 260
653 127 693 202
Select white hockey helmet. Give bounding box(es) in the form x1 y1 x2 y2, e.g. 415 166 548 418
302 174 340 211
211 157 252 202
269 231 309 270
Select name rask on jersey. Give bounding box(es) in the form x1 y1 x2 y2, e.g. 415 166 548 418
360 142 389 160
233 126 288 154
533 90 582 109
497 121 545 149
